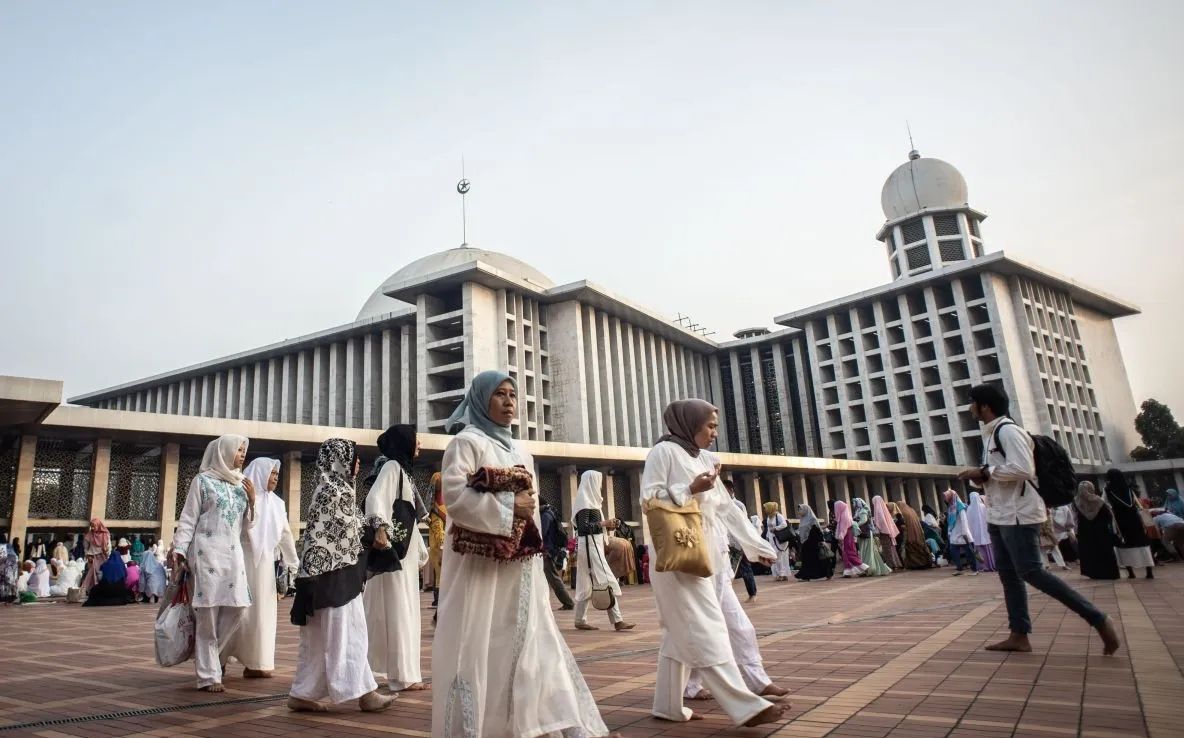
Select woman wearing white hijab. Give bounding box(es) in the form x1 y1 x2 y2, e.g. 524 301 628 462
966 492 996 572
572 469 634 631
364 425 431 693
221 457 297 679
173 434 256 692
29 559 51 598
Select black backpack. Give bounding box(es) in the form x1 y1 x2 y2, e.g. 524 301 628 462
991 420 1077 508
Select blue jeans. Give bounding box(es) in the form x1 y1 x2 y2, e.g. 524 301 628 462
951 543 977 572
988 523 1106 635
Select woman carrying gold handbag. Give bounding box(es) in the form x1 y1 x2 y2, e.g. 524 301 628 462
641 399 787 729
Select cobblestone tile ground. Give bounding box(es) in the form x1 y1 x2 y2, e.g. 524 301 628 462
0 564 1180 737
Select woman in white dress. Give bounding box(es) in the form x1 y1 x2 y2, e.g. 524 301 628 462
28 559 51 598
432 370 611 738
364 424 431 693
172 434 256 692
643 399 787 728
762 502 792 581
221 457 298 678
572 469 635 632
288 438 394 714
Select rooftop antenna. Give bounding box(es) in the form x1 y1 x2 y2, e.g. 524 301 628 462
906 122 920 160
457 156 471 247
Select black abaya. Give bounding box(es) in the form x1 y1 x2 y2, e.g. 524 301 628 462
1077 506 1120 580
795 526 832 581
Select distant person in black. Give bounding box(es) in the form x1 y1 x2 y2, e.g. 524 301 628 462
539 500 575 609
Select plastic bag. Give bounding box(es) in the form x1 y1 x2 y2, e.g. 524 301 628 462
154 571 195 667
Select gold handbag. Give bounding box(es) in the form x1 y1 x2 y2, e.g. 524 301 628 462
644 497 713 578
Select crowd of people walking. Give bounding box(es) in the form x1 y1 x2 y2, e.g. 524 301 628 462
5 376 1184 738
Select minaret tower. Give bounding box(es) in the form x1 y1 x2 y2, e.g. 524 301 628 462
876 148 987 280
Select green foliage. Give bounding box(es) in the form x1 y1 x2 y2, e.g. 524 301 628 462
1131 399 1184 460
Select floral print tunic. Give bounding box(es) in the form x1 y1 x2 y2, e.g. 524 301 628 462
173 472 253 608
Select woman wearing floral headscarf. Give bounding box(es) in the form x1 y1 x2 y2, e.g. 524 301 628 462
289 438 393 714
851 498 891 576
173 434 255 692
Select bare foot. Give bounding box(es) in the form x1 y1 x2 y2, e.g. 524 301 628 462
614 621 636 631
744 703 788 727
359 690 396 712
985 634 1032 652
575 622 599 631
243 669 273 679
686 689 713 701
403 682 430 691
1097 616 1121 656
760 683 791 701
746 595 757 603
287 696 328 712
199 684 225 693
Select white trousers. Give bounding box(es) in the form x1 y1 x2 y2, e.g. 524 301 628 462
290 597 379 705
653 655 771 727
573 596 623 626
194 606 245 688
1045 544 1067 569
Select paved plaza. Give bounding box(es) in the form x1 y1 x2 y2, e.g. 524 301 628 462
0 565 1181 738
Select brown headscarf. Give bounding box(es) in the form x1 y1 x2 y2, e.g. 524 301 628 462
658 399 717 458
1074 481 1106 521
894 500 933 569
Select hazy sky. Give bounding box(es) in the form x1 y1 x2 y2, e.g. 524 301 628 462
2 2 1182 420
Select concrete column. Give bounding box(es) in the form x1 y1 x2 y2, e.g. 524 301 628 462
328 344 343 426
297 350 312 424
381 329 396 429
201 375 213 416
922 478 943 513
852 476 870 504
345 337 360 428
282 354 296 424
809 475 831 520
750 345 773 453
728 350 749 452
267 358 282 422
558 465 579 524
790 474 809 512
768 473 788 516
312 347 327 426
88 438 113 521
363 335 378 430
400 328 414 425
905 478 923 511
283 451 302 532
602 471 616 521
7 436 37 557
253 361 266 421
597 312 618 446
622 323 643 446
831 475 851 506
158 443 180 546
225 367 238 418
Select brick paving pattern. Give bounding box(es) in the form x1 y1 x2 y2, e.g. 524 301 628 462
0 565 1180 737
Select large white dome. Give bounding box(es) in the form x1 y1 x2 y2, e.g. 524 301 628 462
356 246 555 319
880 152 969 220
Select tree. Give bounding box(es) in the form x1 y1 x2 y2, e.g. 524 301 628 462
1130 399 1184 460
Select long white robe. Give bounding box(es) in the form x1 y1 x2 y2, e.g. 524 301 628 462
764 514 792 577
364 461 430 690
644 440 771 724
431 427 606 738
221 504 298 671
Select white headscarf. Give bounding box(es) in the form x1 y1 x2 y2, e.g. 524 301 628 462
966 492 990 545
244 458 285 569
30 559 51 597
572 470 604 527
200 434 248 484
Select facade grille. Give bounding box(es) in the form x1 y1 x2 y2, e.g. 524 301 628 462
905 245 931 271
901 218 926 244
938 239 966 262
719 360 741 452
761 347 786 455
933 213 960 236
739 353 763 454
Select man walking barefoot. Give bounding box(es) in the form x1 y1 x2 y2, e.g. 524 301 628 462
957 383 1120 656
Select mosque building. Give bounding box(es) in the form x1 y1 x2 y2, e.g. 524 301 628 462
3 150 1164 553
70 149 1140 468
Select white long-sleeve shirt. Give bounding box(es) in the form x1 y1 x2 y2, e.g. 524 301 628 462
980 416 1044 526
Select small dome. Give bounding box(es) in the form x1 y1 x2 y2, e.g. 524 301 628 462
880 153 969 220
357 246 555 320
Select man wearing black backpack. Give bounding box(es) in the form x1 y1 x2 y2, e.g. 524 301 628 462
539 500 576 610
957 383 1120 656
